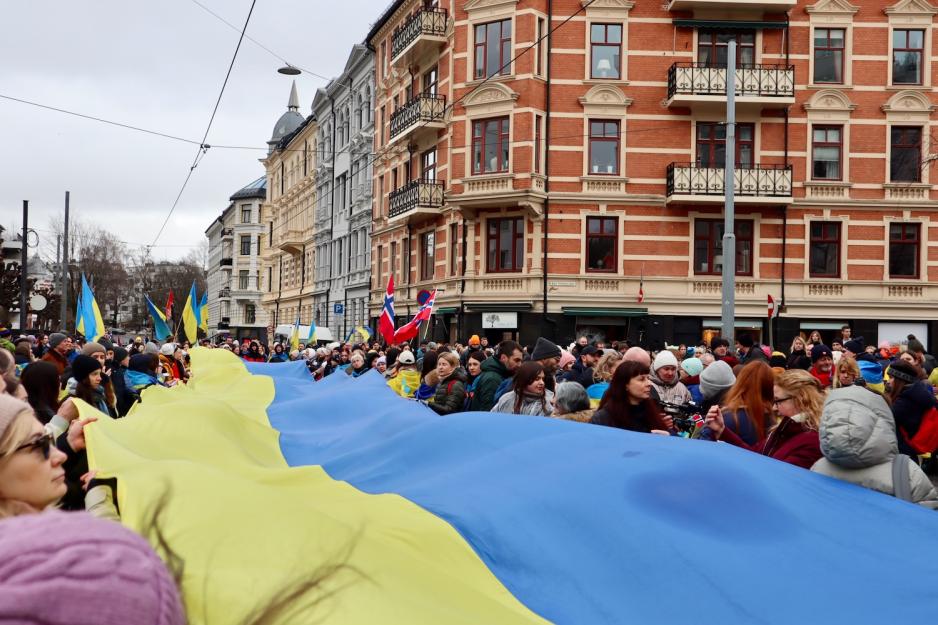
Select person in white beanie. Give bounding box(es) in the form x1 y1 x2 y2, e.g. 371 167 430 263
649 350 692 407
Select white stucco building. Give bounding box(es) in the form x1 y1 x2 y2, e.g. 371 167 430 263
205 177 268 340
310 44 375 340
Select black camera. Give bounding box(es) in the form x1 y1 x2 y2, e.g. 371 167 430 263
659 400 704 435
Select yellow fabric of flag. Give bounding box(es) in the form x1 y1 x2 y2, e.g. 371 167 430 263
83 349 549 625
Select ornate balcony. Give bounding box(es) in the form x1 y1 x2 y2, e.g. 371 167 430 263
667 63 794 112
219 288 231 299
666 163 793 204
668 0 796 10
389 94 446 145
278 229 304 254
388 179 444 223
220 227 234 239
220 257 233 267
391 7 447 69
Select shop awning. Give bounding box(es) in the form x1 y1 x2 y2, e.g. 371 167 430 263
672 19 788 30
800 322 847 331
562 307 647 317
436 307 459 314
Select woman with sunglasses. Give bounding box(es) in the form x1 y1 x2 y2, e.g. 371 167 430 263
704 369 823 469
0 394 70 518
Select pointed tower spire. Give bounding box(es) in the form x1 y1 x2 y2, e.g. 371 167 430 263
287 80 300 111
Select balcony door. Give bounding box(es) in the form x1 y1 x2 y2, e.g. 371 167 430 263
697 30 755 67
696 122 754 168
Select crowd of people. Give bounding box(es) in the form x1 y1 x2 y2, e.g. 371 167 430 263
1 321 938 620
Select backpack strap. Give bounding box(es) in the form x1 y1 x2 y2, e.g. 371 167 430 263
892 454 914 502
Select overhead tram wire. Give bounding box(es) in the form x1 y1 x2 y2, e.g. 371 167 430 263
149 0 258 248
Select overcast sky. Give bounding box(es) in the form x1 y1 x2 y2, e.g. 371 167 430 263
1 0 379 260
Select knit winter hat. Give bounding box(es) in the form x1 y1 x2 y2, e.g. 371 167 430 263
0 395 32 447
844 337 865 355
700 360 736 400
468 335 481 346
113 347 129 365
71 355 102 383
652 350 678 371
0 511 186 625
530 337 562 361
159 343 176 357
144 342 160 355
811 343 833 363
680 357 704 377
81 342 106 357
906 335 925 355
558 350 576 370
48 333 67 349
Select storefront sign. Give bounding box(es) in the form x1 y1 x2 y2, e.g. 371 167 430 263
482 312 518 329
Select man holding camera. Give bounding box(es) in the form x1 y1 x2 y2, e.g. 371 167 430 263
649 350 692 406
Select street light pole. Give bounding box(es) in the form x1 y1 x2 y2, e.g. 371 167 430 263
721 40 737 344
19 201 29 332
60 191 69 331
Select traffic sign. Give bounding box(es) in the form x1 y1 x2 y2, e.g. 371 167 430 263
334 303 345 316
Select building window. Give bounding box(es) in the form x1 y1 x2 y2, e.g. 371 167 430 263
891 126 922 183
239 270 249 290
588 120 620 175
240 235 251 256
421 148 437 180
696 122 754 168
890 223 920 278
474 19 512 79
245 304 256 324
535 17 546 76
893 29 924 85
586 216 617 273
390 240 398 283
814 28 845 84
241 204 252 223
376 245 383 288
811 126 842 180
421 230 435 281
590 24 622 79
423 66 438 96
809 222 841 278
487 217 524 273
697 30 755 66
534 114 543 174
693 219 753 276
472 117 510 174
449 223 459 277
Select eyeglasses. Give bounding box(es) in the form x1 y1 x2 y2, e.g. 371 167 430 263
13 434 54 460
772 396 792 406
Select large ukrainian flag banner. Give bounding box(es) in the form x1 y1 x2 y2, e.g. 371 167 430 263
85 350 938 625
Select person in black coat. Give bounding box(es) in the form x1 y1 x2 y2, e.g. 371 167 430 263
109 347 134 417
564 345 600 389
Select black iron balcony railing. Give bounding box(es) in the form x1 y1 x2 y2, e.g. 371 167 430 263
391 7 448 60
389 179 445 219
220 227 234 237
219 288 231 298
389 93 446 139
666 163 793 198
667 63 795 99
220 257 233 267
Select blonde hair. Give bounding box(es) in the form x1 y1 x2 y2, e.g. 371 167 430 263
775 369 824 431
0 409 42 519
833 356 860 389
437 352 460 369
592 351 622 383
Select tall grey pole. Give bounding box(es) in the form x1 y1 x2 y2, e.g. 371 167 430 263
720 40 737 344
19 201 29 332
60 191 69 331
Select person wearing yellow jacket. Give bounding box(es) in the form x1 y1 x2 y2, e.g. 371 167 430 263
387 351 421 399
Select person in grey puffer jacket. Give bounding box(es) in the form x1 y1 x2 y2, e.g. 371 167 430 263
811 385 938 509
649 350 692 407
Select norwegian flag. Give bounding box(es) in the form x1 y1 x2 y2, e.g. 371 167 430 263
393 289 437 343
379 276 396 345
637 266 645 304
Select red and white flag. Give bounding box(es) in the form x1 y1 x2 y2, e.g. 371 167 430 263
768 294 779 319
637 266 645 304
378 276 396 345
164 289 175 322
393 289 437 343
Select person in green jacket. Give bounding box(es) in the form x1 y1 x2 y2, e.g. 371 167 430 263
469 340 523 412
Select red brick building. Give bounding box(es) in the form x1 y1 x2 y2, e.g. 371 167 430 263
368 0 938 350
